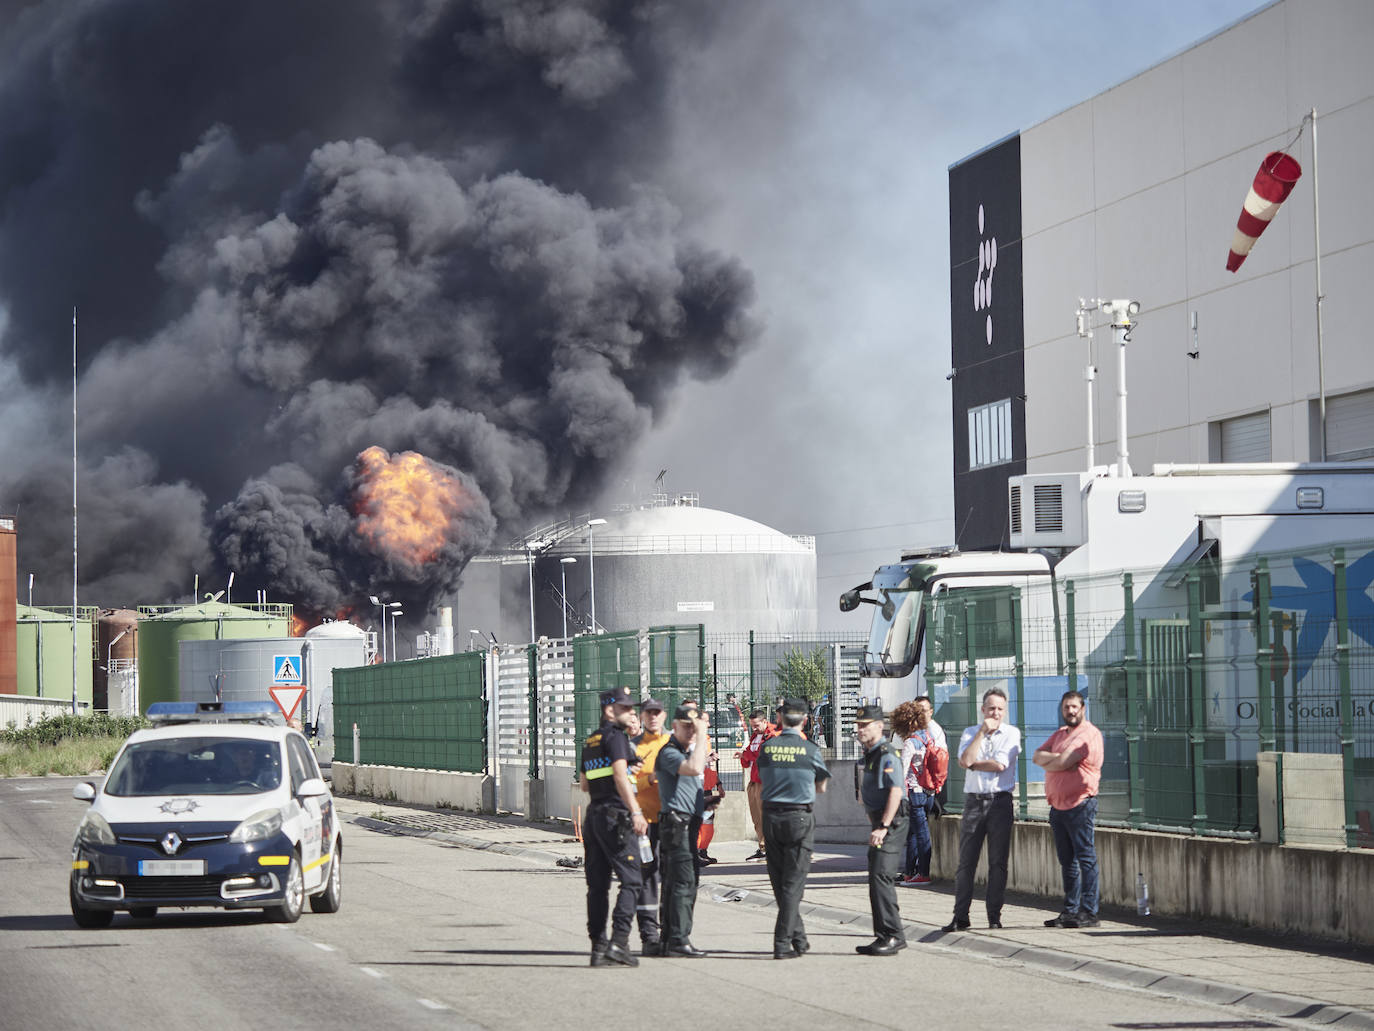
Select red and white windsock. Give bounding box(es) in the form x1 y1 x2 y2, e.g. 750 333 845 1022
1226 151 1302 272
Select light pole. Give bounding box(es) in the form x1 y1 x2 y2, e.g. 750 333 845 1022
587 518 606 634
468 628 486 651
559 557 577 639
368 595 386 662
387 602 403 661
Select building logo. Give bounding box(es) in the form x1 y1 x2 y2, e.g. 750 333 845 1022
1244 551 1374 684
974 203 997 346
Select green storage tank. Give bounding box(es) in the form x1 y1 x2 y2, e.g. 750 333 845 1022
137 601 291 713
15 605 96 707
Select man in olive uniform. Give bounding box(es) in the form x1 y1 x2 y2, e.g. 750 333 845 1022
757 697 831 959
855 703 908 956
579 684 647 967
653 701 712 957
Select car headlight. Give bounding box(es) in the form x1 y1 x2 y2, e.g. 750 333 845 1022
75 810 115 848
229 808 284 843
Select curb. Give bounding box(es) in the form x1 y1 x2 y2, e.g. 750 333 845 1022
342 812 1374 1030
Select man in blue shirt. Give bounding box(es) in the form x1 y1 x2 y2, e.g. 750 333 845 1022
855 703 907 955
653 701 711 957
943 687 1021 932
758 697 831 959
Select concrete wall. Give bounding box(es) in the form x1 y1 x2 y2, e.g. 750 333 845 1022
332 762 494 813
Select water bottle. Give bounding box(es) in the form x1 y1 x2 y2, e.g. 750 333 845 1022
1136 872 1150 916
637 834 653 864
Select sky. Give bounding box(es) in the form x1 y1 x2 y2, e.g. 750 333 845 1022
0 0 1265 634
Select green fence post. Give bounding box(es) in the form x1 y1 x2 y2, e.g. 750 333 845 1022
1187 572 1208 833
748 629 755 705
923 592 937 690
963 596 978 727
527 643 540 782
1065 579 1078 693
1333 548 1357 848
1012 587 1027 820
1122 572 1143 829
1253 558 1275 755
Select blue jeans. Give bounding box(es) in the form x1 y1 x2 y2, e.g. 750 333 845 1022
903 790 933 877
1049 795 1099 917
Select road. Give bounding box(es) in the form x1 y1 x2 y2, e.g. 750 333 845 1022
0 775 1320 1030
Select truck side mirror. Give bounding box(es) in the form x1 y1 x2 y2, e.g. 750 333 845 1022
839 590 861 612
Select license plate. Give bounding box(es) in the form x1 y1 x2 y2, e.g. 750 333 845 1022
138 859 205 876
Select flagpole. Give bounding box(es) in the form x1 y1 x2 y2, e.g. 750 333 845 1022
1309 108 1327 461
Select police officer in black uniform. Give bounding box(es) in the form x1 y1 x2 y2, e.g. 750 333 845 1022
579 684 647 967
855 703 908 956
757 697 831 959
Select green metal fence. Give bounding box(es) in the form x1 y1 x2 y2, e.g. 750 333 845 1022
922 539 1374 847
333 652 486 773
572 625 705 745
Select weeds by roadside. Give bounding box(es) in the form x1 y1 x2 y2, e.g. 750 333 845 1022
0 712 148 778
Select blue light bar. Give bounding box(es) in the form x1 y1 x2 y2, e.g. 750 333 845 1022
147 701 284 724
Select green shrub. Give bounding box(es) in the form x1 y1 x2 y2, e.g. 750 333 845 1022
1 711 148 749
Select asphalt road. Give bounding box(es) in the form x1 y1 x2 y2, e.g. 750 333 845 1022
1 775 1312 1030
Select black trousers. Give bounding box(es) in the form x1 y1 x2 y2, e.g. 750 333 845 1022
636 821 660 943
763 808 814 950
952 791 1013 923
659 810 698 946
867 808 907 939
584 803 643 945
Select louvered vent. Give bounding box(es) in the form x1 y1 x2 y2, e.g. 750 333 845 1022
1033 483 1064 533
1008 485 1022 535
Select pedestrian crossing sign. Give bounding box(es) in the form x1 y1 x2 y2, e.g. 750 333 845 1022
272 655 302 685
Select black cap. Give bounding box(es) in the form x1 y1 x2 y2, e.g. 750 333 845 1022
639 697 664 712
600 684 635 707
673 702 701 721
778 696 809 716
855 703 885 725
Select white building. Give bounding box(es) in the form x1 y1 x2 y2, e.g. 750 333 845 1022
951 0 1374 549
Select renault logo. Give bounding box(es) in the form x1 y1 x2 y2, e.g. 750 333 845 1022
160 831 182 856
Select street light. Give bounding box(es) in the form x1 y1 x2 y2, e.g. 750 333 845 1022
559 557 577 639
587 518 606 634
387 602 403 662
368 595 386 662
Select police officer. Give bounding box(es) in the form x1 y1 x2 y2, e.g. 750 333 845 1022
855 703 908 956
579 684 647 967
653 701 711 957
757 696 831 959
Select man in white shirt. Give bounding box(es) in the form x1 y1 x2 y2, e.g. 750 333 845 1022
942 687 1020 932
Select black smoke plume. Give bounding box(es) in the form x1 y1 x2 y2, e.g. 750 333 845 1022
0 0 758 622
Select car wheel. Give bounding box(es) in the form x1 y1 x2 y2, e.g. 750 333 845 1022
128 906 157 920
267 854 304 924
308 840 342 914
70 881 114 929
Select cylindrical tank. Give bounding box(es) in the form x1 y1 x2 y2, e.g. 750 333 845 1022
15 604 95 707
513 504 818 640
96 610 139 711
137 601 290 713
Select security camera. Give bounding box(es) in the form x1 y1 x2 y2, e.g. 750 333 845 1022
1099 298 1141 323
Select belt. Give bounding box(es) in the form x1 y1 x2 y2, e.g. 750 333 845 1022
764 803 812 812
965 791 1012 800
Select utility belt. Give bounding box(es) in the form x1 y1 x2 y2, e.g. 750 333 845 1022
965 791 1012 800
867 800 908 826
764 802 812 813
660 810 694 828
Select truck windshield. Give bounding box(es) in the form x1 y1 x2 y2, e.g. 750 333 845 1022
862 562 933 677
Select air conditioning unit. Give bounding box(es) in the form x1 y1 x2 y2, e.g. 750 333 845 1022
1008 472 1090 549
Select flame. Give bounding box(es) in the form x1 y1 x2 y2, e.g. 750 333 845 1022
352 446 469 566
290 615 308 637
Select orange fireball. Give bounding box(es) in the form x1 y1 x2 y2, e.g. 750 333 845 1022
352 446 470 567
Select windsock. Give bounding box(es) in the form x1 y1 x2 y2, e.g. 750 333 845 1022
1226 151 1302 272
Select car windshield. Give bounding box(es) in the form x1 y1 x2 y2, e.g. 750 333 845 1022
105 737 282 797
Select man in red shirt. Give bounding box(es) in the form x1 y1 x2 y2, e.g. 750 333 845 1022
736 708 778 861
1033 690 1104 929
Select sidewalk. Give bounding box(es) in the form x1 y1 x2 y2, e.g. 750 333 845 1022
333 795 1374 1029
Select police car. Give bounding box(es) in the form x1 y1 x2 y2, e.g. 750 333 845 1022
69 701 342 927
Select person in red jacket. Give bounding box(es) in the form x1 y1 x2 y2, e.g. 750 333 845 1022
736 707 778 861
892 697 947 886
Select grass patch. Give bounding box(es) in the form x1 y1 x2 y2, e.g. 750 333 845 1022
0 712 148 778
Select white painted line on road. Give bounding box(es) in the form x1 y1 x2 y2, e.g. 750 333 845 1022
417 999 448 1011
313 942 335 952
26 799 54 804
359 967 385 979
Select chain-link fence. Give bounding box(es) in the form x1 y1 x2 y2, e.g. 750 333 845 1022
923 541 1374 848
